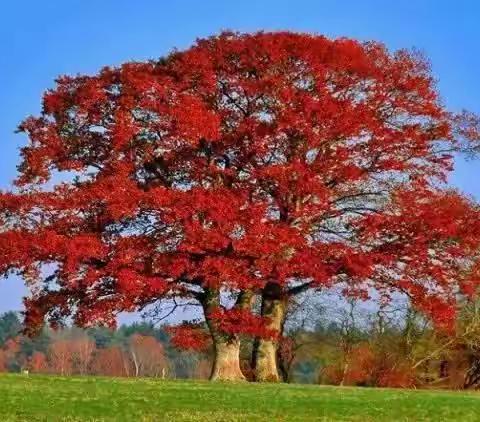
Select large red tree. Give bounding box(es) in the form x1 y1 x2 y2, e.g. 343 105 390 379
1 32 479 381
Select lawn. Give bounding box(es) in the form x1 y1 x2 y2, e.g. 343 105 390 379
0 374 479 421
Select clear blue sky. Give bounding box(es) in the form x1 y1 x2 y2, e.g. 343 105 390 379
0 0 479 318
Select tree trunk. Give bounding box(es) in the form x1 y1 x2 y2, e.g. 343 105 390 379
210 337 245 381
131 350 139 377
202 288 246 382
340 361 349 386
254 283 286 382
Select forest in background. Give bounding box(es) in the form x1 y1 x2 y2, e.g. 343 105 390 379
2 291 480 389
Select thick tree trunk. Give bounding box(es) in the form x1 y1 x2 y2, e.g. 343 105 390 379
202 288 246 382
255 337 281 382
210 337 245 381
254 283 287 382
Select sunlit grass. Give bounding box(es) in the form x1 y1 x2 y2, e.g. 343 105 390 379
0 374 478 421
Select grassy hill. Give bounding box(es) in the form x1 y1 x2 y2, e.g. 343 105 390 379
0 374 479 421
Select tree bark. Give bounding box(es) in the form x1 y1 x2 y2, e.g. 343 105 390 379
131 350 139 377
254 283 287 382
340 361 349 386
202 288 246 382
209 337 245 381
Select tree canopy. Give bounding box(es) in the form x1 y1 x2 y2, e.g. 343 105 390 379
1 31 479 380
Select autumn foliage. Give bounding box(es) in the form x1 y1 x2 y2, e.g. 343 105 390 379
323 342 416 388
166 324 211 352
1 31 480 380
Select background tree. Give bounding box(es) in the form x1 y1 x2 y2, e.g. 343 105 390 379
128 334 168 377
48 340 73 376
90 346 131 377
70 334 96 375
0 312 21 345
28 351 48 373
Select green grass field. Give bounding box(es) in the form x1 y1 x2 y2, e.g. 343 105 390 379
0 375 479 421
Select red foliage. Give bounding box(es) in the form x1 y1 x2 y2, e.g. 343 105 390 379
325 343 416 388
90 347 131 377
0 31 479 336
210 308 277 339
377 364 416 389
166 324 211 352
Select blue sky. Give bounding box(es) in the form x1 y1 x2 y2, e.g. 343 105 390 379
0 0 479 318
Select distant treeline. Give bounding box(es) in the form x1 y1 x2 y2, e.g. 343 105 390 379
0 312 209 379
1 294 480 389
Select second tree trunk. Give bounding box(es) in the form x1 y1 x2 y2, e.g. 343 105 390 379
254 283 286 382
